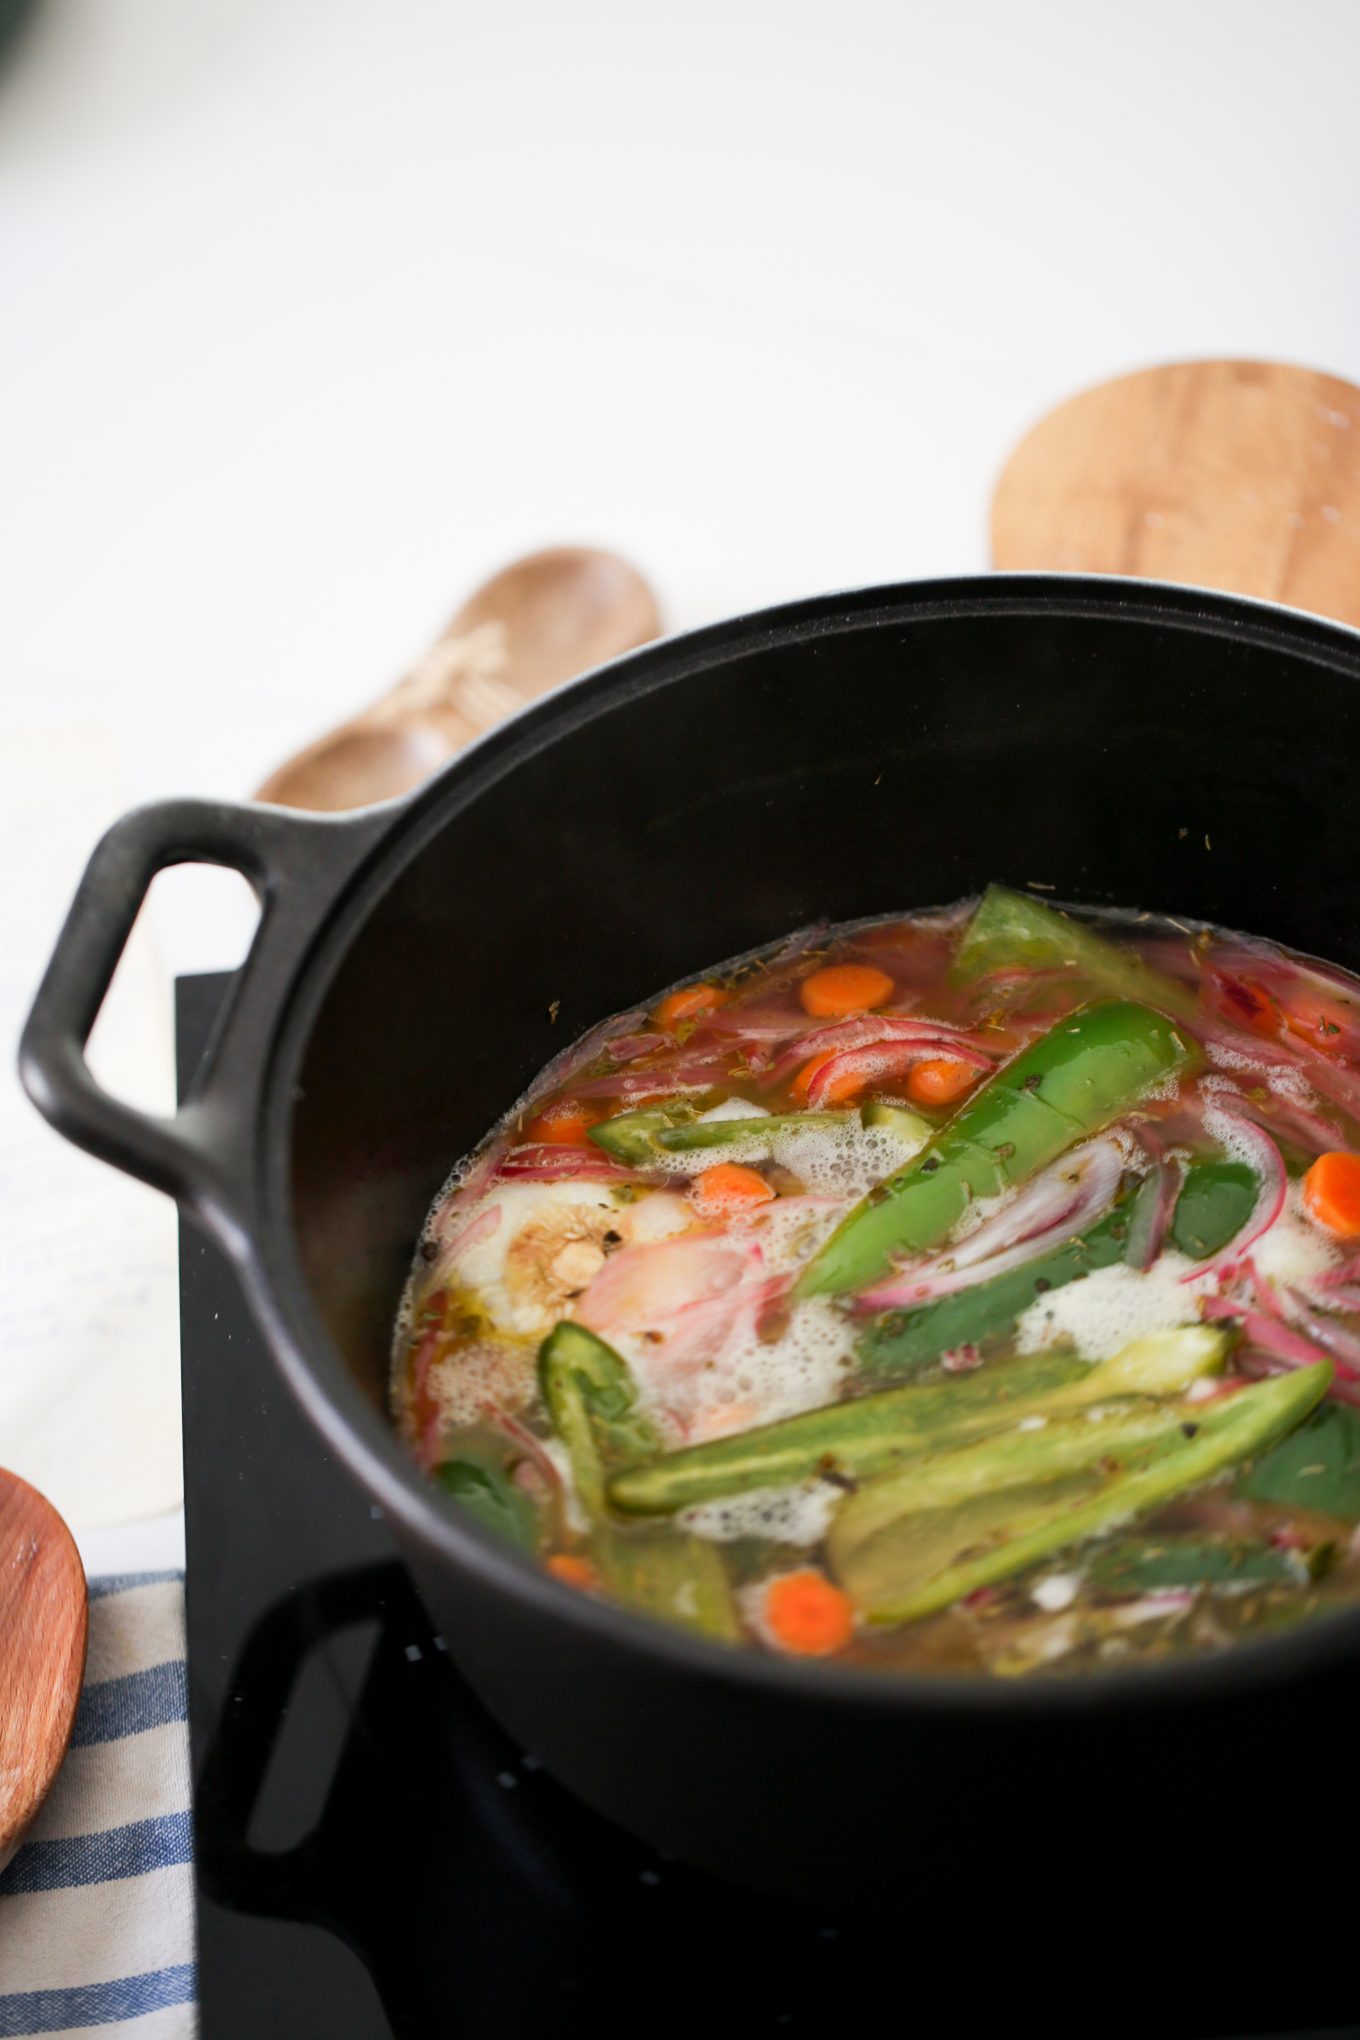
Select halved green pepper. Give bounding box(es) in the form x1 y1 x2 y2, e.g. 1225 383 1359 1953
538 1322 740 1640
952 885 1198 1021
829 1359 1331 1626
797 1001 1192 1298
608 1327 1229 1516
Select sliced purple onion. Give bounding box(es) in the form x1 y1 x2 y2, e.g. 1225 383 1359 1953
1124 1149 1185 1273
763 1012 989 1091
855 1136 1126 1312
494 1143 655 1183
566 1052 738 1100
1283 1292 1360 1374
1232 1310 1360 1406
804 1034 994 1108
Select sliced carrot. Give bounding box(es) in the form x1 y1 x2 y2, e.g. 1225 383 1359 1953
546 1553 601 1591
654 982 729 1030
907 1057 980 1107
791 1047 867 1104
690 1162 776 1213
1303 1151 1360 1238
524 1098 601 1145
799 963 895 1017
763 1569 855 1656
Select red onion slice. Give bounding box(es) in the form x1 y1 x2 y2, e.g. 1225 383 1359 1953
856 1136 1126 1312
1283 1292 1360 1374
567 1053 742 1100
763 1013 991 1091
605 1031 672 1062
1230 1311 1360 1405
1124 1148 1185 1273
803 1034 994 1108
494 1143 656 1183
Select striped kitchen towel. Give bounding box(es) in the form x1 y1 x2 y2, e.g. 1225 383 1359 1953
0 1573 195 2038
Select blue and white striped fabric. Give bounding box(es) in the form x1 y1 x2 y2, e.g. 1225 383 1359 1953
0 1574 195 2038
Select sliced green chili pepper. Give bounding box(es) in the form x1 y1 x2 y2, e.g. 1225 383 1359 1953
537 1322 740 1640
539 1320 654 1513
588 1105 696 1165
829 1360 1330 1626
952 885 1198 1020
831 1397 1217 1531
797 1001 1192 1298
608 1326 1228 1515
654 1111 853 1152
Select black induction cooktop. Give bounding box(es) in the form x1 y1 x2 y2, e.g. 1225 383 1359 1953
178 972 1358 2040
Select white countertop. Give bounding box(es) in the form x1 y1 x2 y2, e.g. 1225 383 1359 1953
3 0 1359 1575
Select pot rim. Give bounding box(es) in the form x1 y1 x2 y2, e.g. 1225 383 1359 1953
253 570 1360 1717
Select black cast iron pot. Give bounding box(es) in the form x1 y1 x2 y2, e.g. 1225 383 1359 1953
22 577 1360 1998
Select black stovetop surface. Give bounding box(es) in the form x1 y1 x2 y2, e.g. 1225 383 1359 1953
178 973 1358 2040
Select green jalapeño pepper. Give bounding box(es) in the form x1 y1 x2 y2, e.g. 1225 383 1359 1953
952 885 1198 1020
830 1360 1331 1626
608 1327 1228 1516
796 1001 1192 1298
537 1322 740 1641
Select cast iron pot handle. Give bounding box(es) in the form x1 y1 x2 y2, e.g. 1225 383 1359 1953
19 797 389 1235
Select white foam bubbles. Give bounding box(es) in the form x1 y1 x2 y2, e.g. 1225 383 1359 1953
771 1117 925 1199
624 1293 858 1441
1015 1254 1212 1360
680 1478 844 1547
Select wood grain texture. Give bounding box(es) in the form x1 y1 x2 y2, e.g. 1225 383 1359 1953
0 1468 88 1874
991 360 1360 626
254 545 662 811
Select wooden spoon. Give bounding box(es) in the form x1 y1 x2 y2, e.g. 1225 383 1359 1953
255 545 662 811
0 1468 88 1875
991 359 1360 624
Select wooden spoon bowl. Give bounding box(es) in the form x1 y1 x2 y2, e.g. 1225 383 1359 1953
256 545 662 812
0 1468 88 1874
991 359 1360 624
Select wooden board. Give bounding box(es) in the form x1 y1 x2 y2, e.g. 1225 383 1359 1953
991 360 1360 627
0 1468 88 1873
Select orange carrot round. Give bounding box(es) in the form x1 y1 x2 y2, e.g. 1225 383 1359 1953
1303 1151 1360 1237
546 1553 601 1591
654 982 729 1030
907 1057 980 1107
525 1099 600 1145
790 1047 867 1104
763 1569 855 1655
690 1162 776 1213
799 963 895 1017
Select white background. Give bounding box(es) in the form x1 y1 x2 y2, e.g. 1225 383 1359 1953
3 0 1359 1570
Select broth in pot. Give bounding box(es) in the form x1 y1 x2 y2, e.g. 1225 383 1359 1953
392 888 1360 1678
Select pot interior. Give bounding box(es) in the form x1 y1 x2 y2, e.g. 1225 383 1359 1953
283 585 1360 1416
